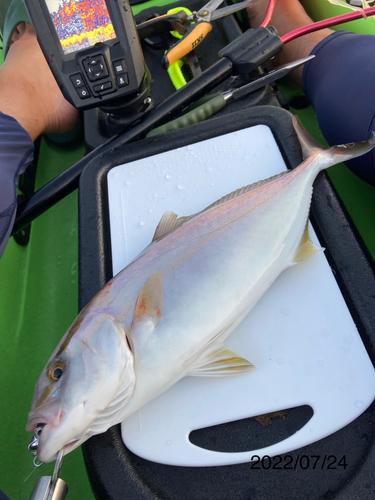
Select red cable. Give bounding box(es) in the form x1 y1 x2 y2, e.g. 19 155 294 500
281 5 375 44
260 0 277 27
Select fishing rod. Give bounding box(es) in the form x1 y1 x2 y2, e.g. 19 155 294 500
12 1 375 234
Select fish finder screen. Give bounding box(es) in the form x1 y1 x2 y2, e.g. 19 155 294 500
46 0 117 55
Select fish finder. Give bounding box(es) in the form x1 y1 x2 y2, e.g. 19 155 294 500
24 0 147 111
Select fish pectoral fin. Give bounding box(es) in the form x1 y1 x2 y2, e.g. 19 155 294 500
132 271 163 327
293 221 324 263
187 344 256 377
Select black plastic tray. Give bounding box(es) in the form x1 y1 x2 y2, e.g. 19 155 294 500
78 103 375 500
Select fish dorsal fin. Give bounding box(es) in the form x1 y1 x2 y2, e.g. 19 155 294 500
152 172 290 242
152 211 191 241
293 220 324 263
292 115 325 159
201 171 290 213
132 271 163 327
187 343 256 377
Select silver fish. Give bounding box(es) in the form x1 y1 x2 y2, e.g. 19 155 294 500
26 117 375 463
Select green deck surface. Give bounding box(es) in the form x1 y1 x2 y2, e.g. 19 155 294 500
0 1 374 499
0 138 92 499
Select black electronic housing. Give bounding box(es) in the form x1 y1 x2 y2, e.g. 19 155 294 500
24 0 146 110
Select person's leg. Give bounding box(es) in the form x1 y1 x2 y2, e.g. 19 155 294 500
247 0 375 185
0 22 78 140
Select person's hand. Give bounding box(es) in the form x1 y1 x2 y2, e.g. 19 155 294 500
0 22 78 140
247 0 332 86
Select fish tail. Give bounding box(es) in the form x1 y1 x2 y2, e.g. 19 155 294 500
292 115 375 172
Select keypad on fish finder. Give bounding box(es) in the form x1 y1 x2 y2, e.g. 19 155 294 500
83 55 109 81
71 54 130 100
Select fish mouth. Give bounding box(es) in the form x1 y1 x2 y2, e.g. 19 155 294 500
38 436 86 463
63 439 83 455
26 411 63 433
26 398 64 432
26 418 48 433
27 404 90 462
29 423 82 463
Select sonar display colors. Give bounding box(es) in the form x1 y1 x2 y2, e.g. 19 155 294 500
46 0 116 55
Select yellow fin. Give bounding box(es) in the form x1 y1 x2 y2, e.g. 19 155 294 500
132 271 163 326
188 344 256 377
293 221 324 263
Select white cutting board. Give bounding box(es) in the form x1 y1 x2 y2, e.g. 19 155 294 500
107 125 375 467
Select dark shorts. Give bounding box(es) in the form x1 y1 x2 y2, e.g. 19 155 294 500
303 30 375 186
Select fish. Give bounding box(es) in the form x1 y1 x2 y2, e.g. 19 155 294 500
26 117 375 463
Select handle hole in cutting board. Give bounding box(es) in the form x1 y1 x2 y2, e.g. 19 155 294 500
189 405 313 453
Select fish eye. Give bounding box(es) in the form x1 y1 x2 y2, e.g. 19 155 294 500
47 360 66 381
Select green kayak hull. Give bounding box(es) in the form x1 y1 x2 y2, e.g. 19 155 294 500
0 1 375 498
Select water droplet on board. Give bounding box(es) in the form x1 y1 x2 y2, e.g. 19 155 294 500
187 145 193 151
355 401 363 408
278 358 283 364
126 180 131 186
206 167 213 173
321 326 331 337
166 174 171 179
177 184 185 190
148 209 153 213
343 335 354 345
139 221 146 226
154 194 158 198
317 359 324 366
280 307 291 316
166 440 172 445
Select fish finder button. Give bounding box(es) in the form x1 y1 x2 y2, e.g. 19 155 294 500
83 56 109 82
113 60 127 74
117 73 129 87
70 73 85 88
76 87 91 99
93 81 113 93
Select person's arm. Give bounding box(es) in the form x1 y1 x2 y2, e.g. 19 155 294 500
0 22 78 259
0 112 34 258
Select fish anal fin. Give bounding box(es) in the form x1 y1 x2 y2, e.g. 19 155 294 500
294 221 324 263
132 271 163 327
188 344 256 377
